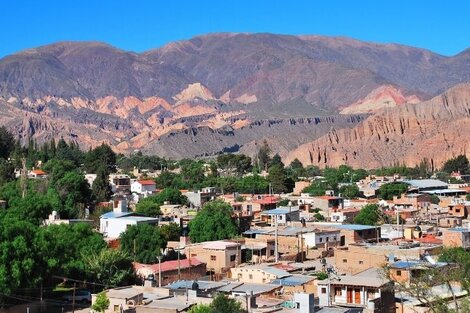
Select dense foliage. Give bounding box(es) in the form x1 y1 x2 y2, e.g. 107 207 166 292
188 293 245 313
189 200 238 243
354 204 381 225
377 182 409 200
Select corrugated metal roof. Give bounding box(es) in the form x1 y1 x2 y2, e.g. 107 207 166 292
333 224 378 231
261 267 291 278
391 260 448 269
231 283 280 295
166 280 227 290
261 207 300 215
271 274 315 286
404 179 448 189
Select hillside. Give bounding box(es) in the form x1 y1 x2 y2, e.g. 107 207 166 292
286 84 470 169
0 33 469 160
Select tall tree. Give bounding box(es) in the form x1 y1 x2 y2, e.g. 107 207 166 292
354 204 381 225
256 140 271 172
0 126 15 159
442 155 470 175
119 224 166 264
92 166 112 202
189 200 238 243
84 143 117 174
84 249 135 288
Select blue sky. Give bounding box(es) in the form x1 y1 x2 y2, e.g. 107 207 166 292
1 0 469 57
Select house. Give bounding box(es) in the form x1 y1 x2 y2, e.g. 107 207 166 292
330 207 361 223
243 237 276 264
100 212 159 239
388 260 449 284
109 174 131 193
28 169 47 179
261 206 300 226
447 202 469 218
325 224 381 246
301 228 342 249
184 187 217 208
184 240 241 276
134 258 206 286
230 265 291 284
392 193 432 208
334 241 442 275
313 195 345 213
131 180 157 195
442 227 470 249
317 268 395 313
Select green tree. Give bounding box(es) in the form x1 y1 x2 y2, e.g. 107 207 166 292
84 143 117 173
120 224 166 264
0 159 14 187
339 184 360 199
236 175 269 194
302 180 330 196
217 154 252 176
354 204 381 225
92 292 110 312
84 249 135 287
136 188 187 217
0 126 15 159
92 167 112 202
189 200 238 243
35 223 107 282
256 139 271 172
160 223 181 242
442 155 469 174
54 171 92 218
378 182 409 200
267 164 289 193
0 217 41 297
188 303 213 313
210 293 245 313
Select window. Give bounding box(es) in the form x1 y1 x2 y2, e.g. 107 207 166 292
114 305 120 312
321 288 327 294
326 237 329 242
343 259 347 263
319 238 323 243
396 270 402 276
191 254 197 257
249 274 253 280
238 273 242 279
359 260 364 264
335 287 342 296
270 250 275 256
210 255 216 261
230 255 236 262
262 278 266 283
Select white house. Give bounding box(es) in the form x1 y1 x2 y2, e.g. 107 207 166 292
28 169 48 179
131 180 157 194
301 229 341 248
99 200 159 239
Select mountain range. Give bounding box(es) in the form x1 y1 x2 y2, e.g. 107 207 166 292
1 33 469 168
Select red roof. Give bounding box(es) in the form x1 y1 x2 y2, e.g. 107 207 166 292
32 169 47 175
137 180 156 186
316 196 341 200
134 257 204 273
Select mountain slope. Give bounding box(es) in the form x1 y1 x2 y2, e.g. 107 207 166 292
286 84 470 169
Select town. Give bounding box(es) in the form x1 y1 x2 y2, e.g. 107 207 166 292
0 129 468 313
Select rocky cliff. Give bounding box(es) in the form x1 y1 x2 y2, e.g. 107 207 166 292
286 84 470 169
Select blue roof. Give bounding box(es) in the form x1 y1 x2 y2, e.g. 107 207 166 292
271 275 315 286
334 224 378 231
447 227 470 232
262 206 300 215
100 211 137 218
391 260 448 269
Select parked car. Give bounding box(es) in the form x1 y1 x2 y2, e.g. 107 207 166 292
62 290 92 303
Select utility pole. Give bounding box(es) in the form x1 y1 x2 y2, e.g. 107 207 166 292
177 247 181 280
274 214 279 263
158 255 162 287
72 282 76 313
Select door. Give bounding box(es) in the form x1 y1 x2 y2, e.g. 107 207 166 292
354 289 361 304
347 289 353 303
340 235 345 246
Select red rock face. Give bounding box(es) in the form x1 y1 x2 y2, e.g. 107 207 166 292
285 84 470 169
340 85 421 114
